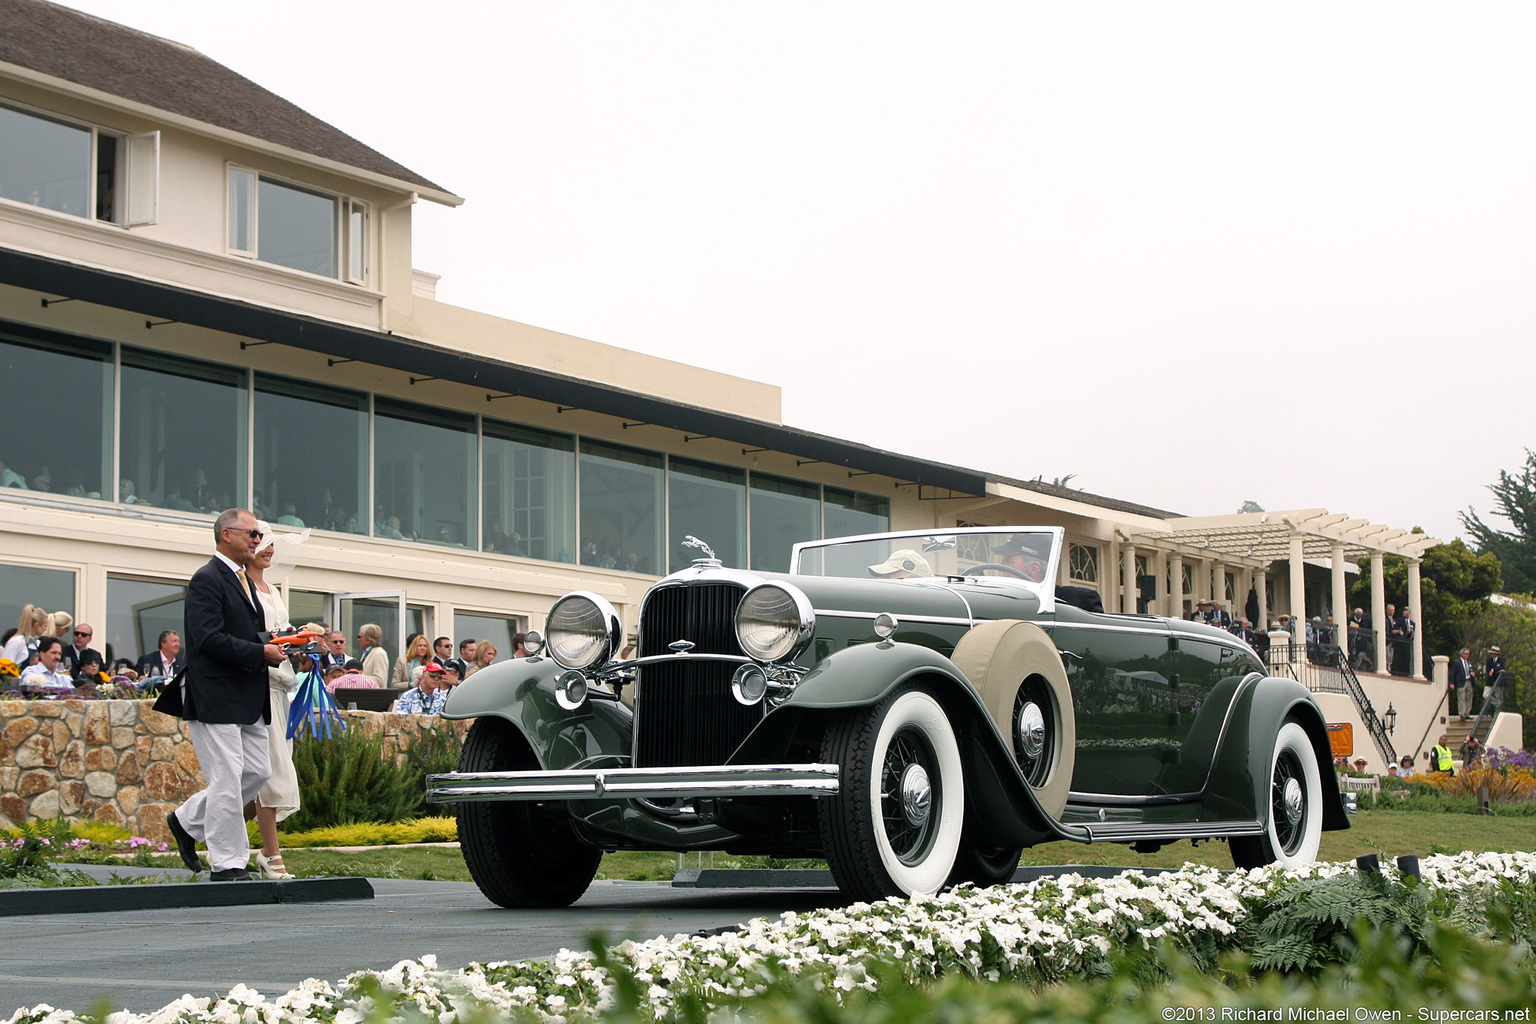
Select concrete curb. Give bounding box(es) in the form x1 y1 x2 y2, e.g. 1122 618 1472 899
0 876 374 917
671 864 1174 888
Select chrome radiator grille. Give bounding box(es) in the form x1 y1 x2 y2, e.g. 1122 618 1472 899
634 581 763 768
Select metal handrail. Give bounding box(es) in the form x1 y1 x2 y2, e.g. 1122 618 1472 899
1326 643 1397 766
1264 641 1396 764
1410 687 1451 768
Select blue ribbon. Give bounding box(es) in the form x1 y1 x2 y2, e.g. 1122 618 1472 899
286 660 346 740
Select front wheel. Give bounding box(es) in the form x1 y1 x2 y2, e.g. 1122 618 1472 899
819 685 964 902
456 717 602 907
1230 721 1323 870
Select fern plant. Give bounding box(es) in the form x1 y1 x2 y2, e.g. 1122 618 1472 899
1238 870 1432 973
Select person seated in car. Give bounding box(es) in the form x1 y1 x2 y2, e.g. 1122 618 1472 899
868 548 934 578
993 535 1049 582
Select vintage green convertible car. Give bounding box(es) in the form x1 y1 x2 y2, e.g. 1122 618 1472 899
427 526 1347 907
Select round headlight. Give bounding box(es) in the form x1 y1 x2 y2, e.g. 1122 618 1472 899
735 583 814 663
544 592 621 670
555 670 590 711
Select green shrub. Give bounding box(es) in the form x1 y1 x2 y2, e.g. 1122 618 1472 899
279 816 457 848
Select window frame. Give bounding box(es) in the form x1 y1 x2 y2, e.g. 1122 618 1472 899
224 163 365 283
0 100 157 227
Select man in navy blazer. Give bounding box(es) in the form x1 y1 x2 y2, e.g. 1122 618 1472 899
166 508 284 880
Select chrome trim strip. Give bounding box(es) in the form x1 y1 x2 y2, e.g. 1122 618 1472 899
1045 621 1173 638
617 652 754 670
426 763 840 803
815 609 975 627
1081 820 1264 841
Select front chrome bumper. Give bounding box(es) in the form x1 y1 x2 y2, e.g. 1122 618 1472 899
425 762 840 803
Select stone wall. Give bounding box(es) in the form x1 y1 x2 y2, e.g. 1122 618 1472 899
0 700 467 846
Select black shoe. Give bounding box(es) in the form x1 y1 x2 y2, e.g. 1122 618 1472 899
209 868 253 881
166 812 203 873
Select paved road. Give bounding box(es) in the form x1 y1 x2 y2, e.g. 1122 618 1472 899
0 868 843 1015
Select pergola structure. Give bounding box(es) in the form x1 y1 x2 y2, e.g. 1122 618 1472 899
1120 509 1442 678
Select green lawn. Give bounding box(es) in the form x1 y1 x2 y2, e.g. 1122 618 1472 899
195 809 1536 883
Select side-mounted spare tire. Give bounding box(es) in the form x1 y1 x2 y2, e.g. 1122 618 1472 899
456 716 602 908
949 619 1076 818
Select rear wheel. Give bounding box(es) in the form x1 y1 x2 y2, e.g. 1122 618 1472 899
1230 721 1323 870
456 717 602 907
819 685 964 901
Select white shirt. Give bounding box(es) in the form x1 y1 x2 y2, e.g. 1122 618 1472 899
20 664 74 690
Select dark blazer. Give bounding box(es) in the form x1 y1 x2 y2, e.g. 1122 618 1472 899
1449 658 1473 688
60 645 104 674
181 556 270 725
133 651 183 678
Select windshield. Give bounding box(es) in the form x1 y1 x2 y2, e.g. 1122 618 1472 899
791 528 1061 585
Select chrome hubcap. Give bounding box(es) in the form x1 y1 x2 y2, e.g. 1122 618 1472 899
900 763 931 827
1282 777 1304 826
1017 702 1045 760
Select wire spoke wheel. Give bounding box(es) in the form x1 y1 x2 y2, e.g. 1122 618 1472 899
1231 720 1323 870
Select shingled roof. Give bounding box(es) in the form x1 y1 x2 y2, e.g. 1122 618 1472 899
0 0 455 199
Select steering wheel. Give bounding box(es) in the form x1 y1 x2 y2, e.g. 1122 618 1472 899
962 562 1034 581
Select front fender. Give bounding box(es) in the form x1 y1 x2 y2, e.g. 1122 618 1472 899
1203 676 1349 832
440 657 634 772
739 640 1072 848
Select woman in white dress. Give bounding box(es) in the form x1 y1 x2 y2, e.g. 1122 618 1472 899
245 521 310 880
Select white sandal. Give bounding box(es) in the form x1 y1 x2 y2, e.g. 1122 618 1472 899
256 851 294 880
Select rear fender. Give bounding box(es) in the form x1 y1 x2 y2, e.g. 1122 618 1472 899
440 656 633 771
1203 676 1349 832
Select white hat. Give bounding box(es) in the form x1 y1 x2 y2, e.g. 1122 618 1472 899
868 548 933 577
254 520 310 582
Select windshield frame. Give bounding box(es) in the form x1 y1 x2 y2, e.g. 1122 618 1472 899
789 526 1065 592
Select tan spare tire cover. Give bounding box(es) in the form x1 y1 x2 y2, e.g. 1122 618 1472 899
950 619 1076 819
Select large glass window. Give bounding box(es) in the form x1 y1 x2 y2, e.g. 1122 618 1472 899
483 422 575 562
105 575 184 670
579 441 662 573
286 590 329 630
668 459 745 573
824 487 890 540
0 323 111 499
373 398 476 548
0 103 90 218
453 611 524 667
0 563 76 654
119 349 246 513
254 374 367 535
749 474 820 573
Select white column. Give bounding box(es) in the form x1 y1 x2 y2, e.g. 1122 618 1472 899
1214 561 1227 617
1330 542 1347 651
1152 550 1167 616
1169 553 1185 619
1370 552 1386 675
1237 567 1252 624
1122 543 1138 614
1256 569 1269 629
1408 559 1424 679
1198 557 1211 605
1288 534 1306 621
1107 533 1120 612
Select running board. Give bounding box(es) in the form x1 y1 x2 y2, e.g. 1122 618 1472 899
1079 819 1264 843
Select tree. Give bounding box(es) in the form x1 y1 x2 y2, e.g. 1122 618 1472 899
1349 537 1503 662
1237 500 1265 514
1461 449 1536 596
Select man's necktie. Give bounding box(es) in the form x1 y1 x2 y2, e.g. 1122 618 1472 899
235 567 256 608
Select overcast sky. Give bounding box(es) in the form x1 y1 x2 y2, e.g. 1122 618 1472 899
59 1 1536 544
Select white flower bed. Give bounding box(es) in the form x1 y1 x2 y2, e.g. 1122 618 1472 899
8 852 1535 1024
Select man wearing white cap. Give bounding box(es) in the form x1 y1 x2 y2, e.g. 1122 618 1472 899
868 548 933 579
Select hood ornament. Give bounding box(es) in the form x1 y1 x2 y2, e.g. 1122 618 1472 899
681 535 721 567
669 640 695 653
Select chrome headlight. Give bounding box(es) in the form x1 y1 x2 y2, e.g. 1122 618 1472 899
544 591 621 670
735 583 815 663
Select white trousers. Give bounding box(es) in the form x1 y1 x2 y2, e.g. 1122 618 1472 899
176 720 271 871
